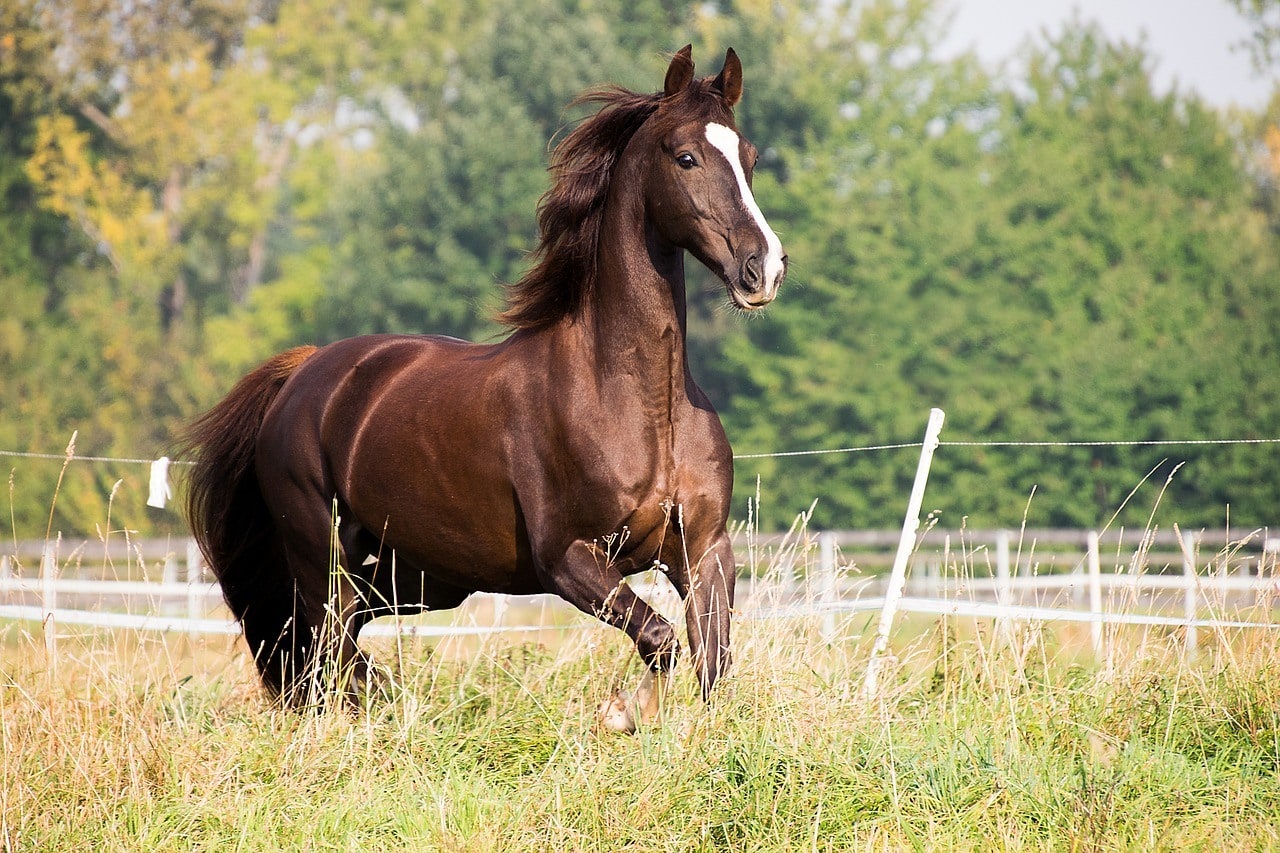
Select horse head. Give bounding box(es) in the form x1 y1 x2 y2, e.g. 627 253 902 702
641 45 788 310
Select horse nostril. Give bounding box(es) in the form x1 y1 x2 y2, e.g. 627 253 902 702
743 254 762 289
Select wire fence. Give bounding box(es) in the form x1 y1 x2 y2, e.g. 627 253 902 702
4 431 1278 511
5 436 1279 465
2 420 1278 670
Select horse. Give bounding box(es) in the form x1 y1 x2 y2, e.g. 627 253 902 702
182 45 786 731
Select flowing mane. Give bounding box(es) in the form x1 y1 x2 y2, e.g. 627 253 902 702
499 87 663 330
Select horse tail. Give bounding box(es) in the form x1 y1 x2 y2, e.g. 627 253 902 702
181 345 318 698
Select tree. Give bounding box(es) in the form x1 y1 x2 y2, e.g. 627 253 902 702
206 0 703 372
4 0 1278 539
1228 0 1280 72
715 17 1280 531
1 0 288 535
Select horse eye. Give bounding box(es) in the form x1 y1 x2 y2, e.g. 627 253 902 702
675 152 697 170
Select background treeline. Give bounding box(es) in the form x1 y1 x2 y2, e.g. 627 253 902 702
2 0 1278 538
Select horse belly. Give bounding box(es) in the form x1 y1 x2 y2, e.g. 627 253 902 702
339 438 539 591
373 495 540 596
343 434 537 595
305 336 538 597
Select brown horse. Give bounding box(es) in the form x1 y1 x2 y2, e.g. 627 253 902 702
183 46 786 729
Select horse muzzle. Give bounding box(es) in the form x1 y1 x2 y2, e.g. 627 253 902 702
730 250 787 310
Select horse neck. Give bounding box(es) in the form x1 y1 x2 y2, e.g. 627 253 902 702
574 179 690 382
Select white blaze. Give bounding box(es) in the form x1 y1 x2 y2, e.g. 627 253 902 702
704 122 786 292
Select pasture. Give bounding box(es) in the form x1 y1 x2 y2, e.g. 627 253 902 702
3 538 1279 851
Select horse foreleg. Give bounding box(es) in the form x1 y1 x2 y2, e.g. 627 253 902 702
538 540 679 732
596 668 671 733
683 533 736 702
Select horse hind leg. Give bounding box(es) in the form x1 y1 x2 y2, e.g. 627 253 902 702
272 515 378 710
229 544 311 704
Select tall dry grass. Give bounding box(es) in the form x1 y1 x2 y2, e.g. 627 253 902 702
3 530 1278 852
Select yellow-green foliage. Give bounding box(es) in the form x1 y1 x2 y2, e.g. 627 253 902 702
3 0 1280 539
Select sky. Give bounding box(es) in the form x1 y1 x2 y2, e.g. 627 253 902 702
937 0 1277 109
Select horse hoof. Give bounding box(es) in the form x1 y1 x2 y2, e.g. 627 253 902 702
597 692 637 734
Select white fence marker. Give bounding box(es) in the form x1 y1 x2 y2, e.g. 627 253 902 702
1087 531 1103 656
862 408 945 701
146 456 172 509
1178 528 1198 655
818 532 837 641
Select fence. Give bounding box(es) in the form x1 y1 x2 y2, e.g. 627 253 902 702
3 526 1277 651
2 411 1278 688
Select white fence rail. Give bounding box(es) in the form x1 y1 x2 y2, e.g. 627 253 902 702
2 528 1278 658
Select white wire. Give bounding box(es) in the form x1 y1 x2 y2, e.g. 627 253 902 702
733 436 1280 460
0 450 193 465
732 442 922 459
1 437 1275 466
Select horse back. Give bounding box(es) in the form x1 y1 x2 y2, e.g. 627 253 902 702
255 330 734 590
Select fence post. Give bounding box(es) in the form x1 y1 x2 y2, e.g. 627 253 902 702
162 552 179 618
1087 531 1102 656
186 538 203 643
1265 538 1280 608
818 531 837 642
943 533 952 599
1215 550 1228 609
863 408 945 701
1179 529 1198 656
995 530 1012 642
41 540 57 666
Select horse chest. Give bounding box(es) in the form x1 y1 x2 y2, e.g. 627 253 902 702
581 396 712 495
599 417 727 555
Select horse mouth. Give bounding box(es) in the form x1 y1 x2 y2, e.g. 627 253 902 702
727 273 781 310
729 288 775 311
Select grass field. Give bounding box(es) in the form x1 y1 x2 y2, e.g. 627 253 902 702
3 574 1279 852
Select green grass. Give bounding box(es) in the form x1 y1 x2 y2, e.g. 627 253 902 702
3 597 1279 852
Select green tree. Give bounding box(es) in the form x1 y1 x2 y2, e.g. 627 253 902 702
209 0 702 370
717 17 1280 531
4 0 1278 541
0 0 284 536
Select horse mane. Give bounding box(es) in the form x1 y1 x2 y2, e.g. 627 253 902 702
498 87 666 330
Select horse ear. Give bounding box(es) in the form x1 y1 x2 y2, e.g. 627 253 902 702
664 44 695 97
711 47 742 106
